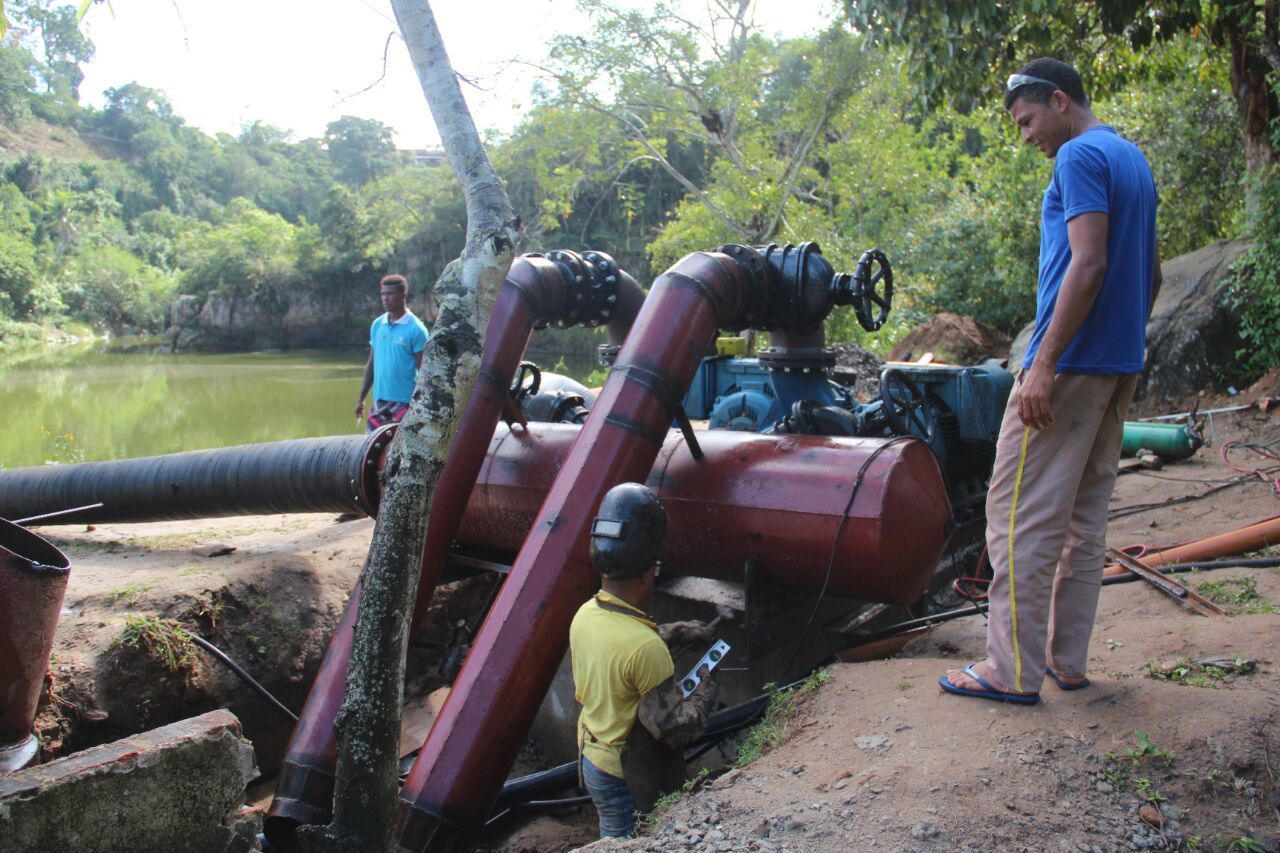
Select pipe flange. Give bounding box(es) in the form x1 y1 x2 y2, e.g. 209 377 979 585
757 346 836 375
355 424 398 515
715 244 772 330
580 250 622 328
527 250 593 327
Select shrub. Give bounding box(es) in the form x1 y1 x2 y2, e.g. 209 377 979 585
1225 167 1280 376
64 244 173 331
0 230 44 320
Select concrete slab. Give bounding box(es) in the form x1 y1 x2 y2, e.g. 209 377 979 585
0 709 258 853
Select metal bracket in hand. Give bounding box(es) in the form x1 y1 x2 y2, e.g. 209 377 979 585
679 639 731 697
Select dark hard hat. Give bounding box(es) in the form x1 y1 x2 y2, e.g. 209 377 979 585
589 482 666 580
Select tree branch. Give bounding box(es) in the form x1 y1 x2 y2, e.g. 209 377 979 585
764 93 837 240
523 61 754 238
1261 0 1280 73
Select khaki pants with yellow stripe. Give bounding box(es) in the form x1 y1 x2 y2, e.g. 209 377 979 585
983 372 1137 694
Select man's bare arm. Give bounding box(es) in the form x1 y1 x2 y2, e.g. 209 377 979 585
355 351 374 417
1017 211 1109 430
414 350 424 371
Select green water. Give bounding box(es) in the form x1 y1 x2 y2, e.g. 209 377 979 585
0 343 596 470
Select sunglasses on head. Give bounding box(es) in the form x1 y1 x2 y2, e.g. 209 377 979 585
1006 73 1059 93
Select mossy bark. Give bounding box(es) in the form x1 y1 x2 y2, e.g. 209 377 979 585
298 2 518 850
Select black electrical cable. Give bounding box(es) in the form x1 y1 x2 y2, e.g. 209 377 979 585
779 436 915 682
836 556 1280 652
182 631 299 723
1108 474 1269 519
1103 557 1280 575
487 682 791 818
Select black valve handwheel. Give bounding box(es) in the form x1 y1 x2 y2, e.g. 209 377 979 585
852 249 893 332
879 367 936 443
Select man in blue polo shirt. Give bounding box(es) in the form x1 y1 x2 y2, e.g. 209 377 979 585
943 58 1161 705
354 274 430 432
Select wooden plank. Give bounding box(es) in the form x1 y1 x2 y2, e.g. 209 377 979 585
1105 548 1227 617
399 686 451 758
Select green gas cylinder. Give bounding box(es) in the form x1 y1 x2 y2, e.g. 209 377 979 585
1121 421 1201 459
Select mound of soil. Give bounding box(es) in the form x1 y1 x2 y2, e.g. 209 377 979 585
830 343 885 401
887 313 1012 366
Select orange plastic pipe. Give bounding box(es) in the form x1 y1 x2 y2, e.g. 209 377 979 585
1104 514 1280 576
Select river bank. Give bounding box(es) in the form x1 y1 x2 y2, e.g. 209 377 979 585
0 319 104 362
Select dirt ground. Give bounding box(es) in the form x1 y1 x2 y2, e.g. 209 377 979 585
21 377 1280 852
588 569 1279 852
580 390 1280 853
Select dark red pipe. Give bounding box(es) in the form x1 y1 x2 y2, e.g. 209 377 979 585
266 253 643 844
396 250 767 851
0 518 71 772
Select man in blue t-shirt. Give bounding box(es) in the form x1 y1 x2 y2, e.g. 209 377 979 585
354 274 430 433
943 59 1161 705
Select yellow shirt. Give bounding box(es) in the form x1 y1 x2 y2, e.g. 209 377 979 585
569 591 674 778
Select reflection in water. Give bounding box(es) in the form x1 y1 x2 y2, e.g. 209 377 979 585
0 345 600 469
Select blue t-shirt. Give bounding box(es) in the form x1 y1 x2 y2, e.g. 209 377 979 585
370 311 429 403
1022 126 1158 375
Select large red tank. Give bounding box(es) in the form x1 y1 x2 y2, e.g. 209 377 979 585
458 423 950 604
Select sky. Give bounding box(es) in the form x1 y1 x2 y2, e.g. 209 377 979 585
76 0 842 150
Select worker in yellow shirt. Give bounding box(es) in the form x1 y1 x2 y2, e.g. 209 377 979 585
570 482 720 838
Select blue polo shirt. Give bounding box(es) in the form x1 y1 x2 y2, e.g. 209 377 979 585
370 310 429 403
1022 126 1158 375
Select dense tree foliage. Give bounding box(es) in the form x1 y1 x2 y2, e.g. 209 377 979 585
845 0 1278 364
0 0 1270 373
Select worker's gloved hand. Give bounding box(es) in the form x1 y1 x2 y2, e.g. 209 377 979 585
688 664 718 706
657 619 714 646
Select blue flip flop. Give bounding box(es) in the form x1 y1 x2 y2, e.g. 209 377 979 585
939 664 1040 705
1046 666 1090 690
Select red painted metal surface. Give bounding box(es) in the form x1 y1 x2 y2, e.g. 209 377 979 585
396 250 766 851
457 424 950 603
0 518 71 772
266 254 643 843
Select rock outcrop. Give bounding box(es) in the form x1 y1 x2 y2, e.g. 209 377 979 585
1008 239 1251 401
162 285 438 352
1140 238 1250 401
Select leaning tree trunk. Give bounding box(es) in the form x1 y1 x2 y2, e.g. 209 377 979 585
297 2 519 851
